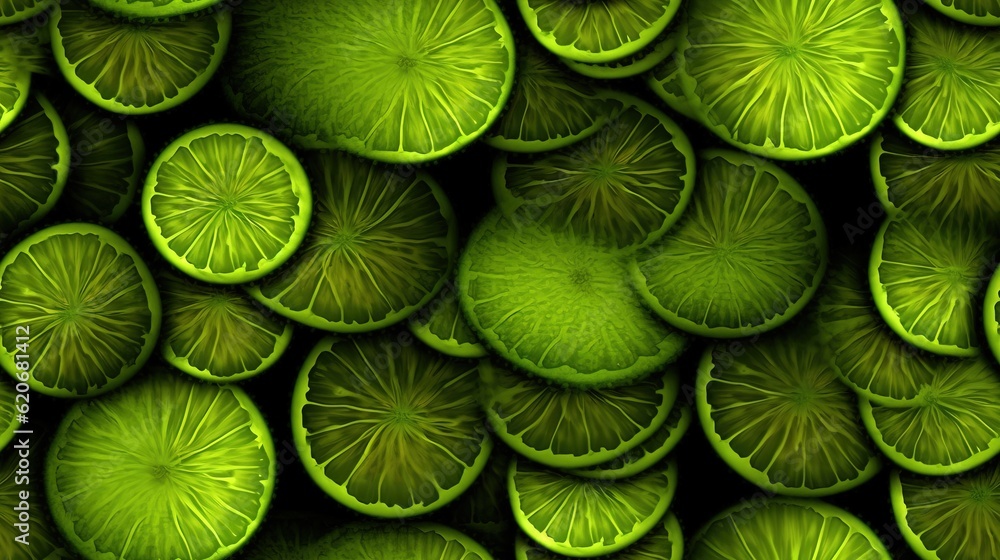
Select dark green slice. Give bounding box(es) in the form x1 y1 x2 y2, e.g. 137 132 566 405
242 512 337 560
316 523 494 560
0 33 29 135
445 445 514 549
409 279 487 359
0 448 70 559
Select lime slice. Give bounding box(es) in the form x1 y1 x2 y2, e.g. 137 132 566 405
0 34 29 135
516 0 681 63
317 523 495 560
409 280 487 359
0 449 70 560
225 0 514 164
0 94 70 241
872 131 1000 222
458 209 687 388
984 266 1000 365
445 445 513 547
493 92 696 250
0 379 17 449
248 151 457 333
481 361 678 469
0 223 161 398
509 457 677 557
46 371 276 560
925 0 1000 25
243 512 337 560
678 0 905 160
88 0 225 18
143 124 312 284
891 466 1000 560
688 498 890 560
647 46 698 120
860 356 1000 475
893 10 1000 150
567 401 692 480
698 329 881 496
561 35 676 80
515 511 684 560
160 272 292 383
817 253 935 405
51 4 231 115
869 213 997 357
483 42 616 153
0 0 51 25
632 149 828 338
292 335 492 518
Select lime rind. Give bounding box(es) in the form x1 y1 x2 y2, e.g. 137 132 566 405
317 523 496 560
0 0 52 25
409 282 488 359
985 266 1000 366
560 34 676 80
647 47 698 120
924 0 1000 26
0 34 30 136
88 0 226 18
514 511 684 559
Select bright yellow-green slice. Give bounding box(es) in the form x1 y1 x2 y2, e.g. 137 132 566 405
88 0 225 18
925 0 1000 25
316 523 495 560
515 511 684 559
561 34 676 80
409 280 487 359
0 448 69 559
0 33 29 135
985 266 1000 366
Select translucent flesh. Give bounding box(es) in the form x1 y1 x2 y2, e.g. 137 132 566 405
89 0 225 18
0 0 51 24
0 35 28 134
0 451 66 559
926 0 1000 25
318 523 493 560
409 281 487 358
516 512 684 559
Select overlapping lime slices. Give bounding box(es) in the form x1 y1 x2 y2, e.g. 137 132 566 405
516 0 681 63
891 465 1000 560
249 151 456 333
46 371 276 560
860 356 1000 475
481 361 677 469
647 35 698 120
143 124 312 284
872 131 1000 222
493 92 696 250
515 512 684 560
562 35 676 80
292 335 492 518
632 149 827 338
0 448 69 560
89 0 225 18
509 457 677 557
869 213 997 357
697 328 881 496
459 209 687 388
225 0 514 163
0 34 29 135
678 0 905 160
484 42 616 152
0 0 51 25
688 498 891 560
0 94 69 240
317 523 494 560
409 279 487 359
0 223 160 397
893 10 1000 150
926 0 1000 25
51 3 231 114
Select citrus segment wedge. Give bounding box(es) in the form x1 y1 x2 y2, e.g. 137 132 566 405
409 280 487 359
515 511 684 559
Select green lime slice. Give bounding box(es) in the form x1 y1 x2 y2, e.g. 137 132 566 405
143 124 312 284
509 457 677 557
409 280 487 359
481 361 678 469
647 45 698 120
225 0 514 164
51 4 231 115
984 266 1000 365
292 335 492 518
88 0 225 18
678 0 905 160
493 91 696 250
483 42 616 153
893 10 1000 150
317 523 495 560
516 0 681 63
160 272 292 382
445 445 513 547
46 371 276 560
0 94 70 240
248 151 457 333
0 379 17 449
891 466 1000 560
0 34 29 135
515 511 684 560
0 223 161 398
872 131 1000 222
243 512 337 560
689 498 890 560
632 149 828 338
925 0 1000 25
561 34 676 80
458 209 687 388
698 329 881 496
0 449 69 560
860 356 1000 476
817 253 935 405
869 213 997 357
0 0 51 25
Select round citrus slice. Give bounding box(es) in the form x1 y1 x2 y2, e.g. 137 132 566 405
0 448 69 559
860 356 1000 476
509 457 677 557
88 0 225 18
0 379 17 449
647 45 698 120
46 370 276 560
817 253 935 405
160 272 292 383
0 0 51 25
481 361 678 469
893 10 1000 150
632 149 828 338
925 0 1000 25
248 151 456 333
872 131 1000 222
677 0 905 160
515 511 684 560
51 3 231 115
409 279 487 359
458 209 687 388
561 35 676 80
493 91 696 250
698 329 882 496
0 223 161 398
891 465 1000 560
0 94 70 240
688 498 890 560
516 0 681 63
292 335 492 518
869 213 997 357
317 523 494 560
143 124 312 284
0 34 29 135
225 0 514 163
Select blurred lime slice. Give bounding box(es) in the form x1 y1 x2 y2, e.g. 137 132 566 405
0 0 51 25
0 448 69 559
925 0 1000 25
647 42 698 120
318 523 494 560
0 379 17 450
515 511 684 559
0 34 29 135
561 34 676 80
89 0 225 18
409 280 487 359
242 512 336 560
446 445 514 549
